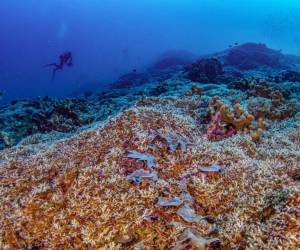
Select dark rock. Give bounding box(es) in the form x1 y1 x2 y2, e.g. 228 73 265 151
97 90 127 100
10 100 18 105
84 90 93 98
149 84 168 96
216 70 243 84
223 43 284 70
185 58 223 83
273 70 300 83
12 113 26 121
53 104 80 123
23 101 41 109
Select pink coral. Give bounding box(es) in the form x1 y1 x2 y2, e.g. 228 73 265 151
206 97 266 141
207 111 237 141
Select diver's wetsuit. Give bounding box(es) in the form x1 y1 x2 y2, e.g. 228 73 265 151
45 52 73 80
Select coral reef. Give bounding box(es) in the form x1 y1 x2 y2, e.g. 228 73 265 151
0 96 299 249
0 42 300 249
228 77 289 99
2 43 300 150
247 96 299 121
227 77 300 121
206 97 266 141
0 90 139 150
271 70 300 83
184 85 203 96
0 98 90 150
148 83 168 96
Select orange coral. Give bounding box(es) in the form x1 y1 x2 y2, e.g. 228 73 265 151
207 96 266 141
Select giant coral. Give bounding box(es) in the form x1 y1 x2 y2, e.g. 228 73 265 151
0 96 299 249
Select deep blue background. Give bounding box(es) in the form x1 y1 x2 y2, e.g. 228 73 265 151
1 0 300 103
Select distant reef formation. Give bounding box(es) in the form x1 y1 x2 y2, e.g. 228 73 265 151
1 42 300 150
149 49 196 70
215 42 294 70
0 42 300 249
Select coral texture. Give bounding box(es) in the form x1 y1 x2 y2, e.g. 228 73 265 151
1 43 300 249
0 97 299 249
206 97 266 141
185 58 223 83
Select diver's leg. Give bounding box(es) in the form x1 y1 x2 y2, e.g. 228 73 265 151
67 57 73 66
52 68 58 80
45 63 59 68
51 66 63 80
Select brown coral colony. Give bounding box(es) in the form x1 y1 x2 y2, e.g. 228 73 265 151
206 96 266 142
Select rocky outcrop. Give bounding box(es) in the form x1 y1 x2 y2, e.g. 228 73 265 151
185 58 223 83
222 43 285 70
271 70 300 83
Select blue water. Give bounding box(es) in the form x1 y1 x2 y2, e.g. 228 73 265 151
1 0 300 103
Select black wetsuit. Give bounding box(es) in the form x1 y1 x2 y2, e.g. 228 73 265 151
45 52 73 80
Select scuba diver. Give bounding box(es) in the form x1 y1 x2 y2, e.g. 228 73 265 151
45 51 73 80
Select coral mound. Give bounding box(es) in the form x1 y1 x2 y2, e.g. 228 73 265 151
223 43 284 70
206 96 266 142
185 58 223 83
0 96 299 249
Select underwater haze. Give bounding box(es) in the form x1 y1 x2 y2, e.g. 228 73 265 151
1 0 300 103
2 1 300 249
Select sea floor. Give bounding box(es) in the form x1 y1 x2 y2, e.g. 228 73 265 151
0 43 300 249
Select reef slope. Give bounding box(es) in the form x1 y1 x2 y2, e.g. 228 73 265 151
1 96 299 249
0 43 300 249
